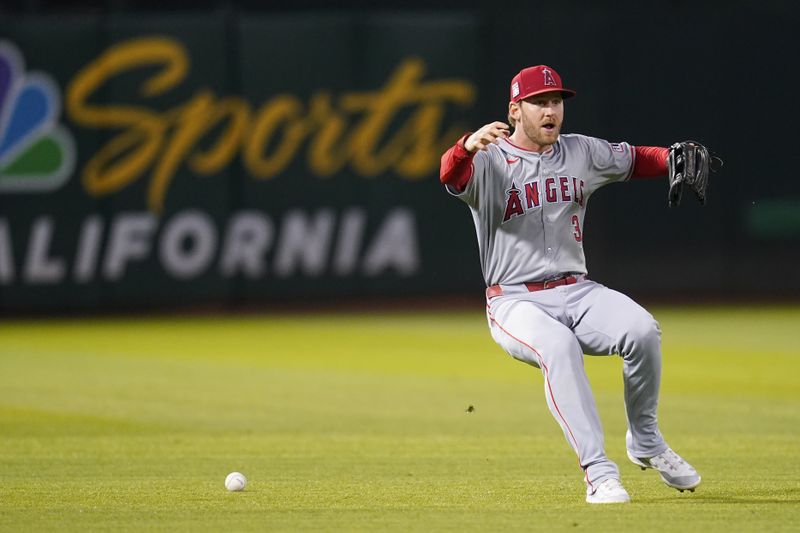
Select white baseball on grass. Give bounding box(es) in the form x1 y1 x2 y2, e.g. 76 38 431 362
225 472 247 491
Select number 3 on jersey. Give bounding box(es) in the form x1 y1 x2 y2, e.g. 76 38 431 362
571 215 583 242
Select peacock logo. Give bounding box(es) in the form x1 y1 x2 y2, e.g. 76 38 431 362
0 40 75 193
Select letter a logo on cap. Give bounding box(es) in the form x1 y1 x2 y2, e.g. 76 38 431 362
542 68 556 87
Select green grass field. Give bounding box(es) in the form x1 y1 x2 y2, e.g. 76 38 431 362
1 306 799 531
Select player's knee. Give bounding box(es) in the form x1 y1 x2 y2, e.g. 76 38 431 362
509 350 541 368
535 333 584 369
623 315 661 356
490 327 540 368
493 328 579 369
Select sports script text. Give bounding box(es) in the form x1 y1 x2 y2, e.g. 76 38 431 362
66 37 475 211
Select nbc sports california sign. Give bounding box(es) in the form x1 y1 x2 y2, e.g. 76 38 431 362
0 20 480 311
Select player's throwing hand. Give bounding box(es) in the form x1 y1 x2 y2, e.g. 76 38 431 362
464 122 510 153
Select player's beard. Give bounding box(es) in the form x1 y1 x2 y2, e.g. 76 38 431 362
520 113 561 148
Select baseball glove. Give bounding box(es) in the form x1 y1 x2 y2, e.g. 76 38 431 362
667 141 716 207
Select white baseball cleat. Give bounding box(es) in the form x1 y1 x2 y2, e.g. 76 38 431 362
585 478 631 504
627 447 701 492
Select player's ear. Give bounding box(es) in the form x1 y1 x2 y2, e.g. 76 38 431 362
508 101 520 128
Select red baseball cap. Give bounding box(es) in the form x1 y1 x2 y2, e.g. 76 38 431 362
510 65 576 102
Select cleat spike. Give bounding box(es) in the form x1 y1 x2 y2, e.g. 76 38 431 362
640 467 646 471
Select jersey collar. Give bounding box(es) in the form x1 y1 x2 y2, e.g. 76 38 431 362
500 137 557 157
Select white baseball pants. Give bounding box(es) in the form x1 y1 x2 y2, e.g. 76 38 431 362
485 278 669 492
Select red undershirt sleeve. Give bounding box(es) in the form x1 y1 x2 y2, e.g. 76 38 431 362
440 133 475 193
632 146 669 179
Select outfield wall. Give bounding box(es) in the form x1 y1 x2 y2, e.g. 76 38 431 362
0 5 798 312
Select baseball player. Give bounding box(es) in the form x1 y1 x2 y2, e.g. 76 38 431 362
440 65 704 504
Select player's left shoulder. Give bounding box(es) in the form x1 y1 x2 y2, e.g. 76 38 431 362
557 133 595 151
570 134 632 154
557 133 584 145
560 133 593 142
555 133 594 156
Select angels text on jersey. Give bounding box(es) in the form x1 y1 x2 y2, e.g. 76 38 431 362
503 176 586 223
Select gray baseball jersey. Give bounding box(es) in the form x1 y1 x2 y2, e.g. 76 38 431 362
448 134 634 285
